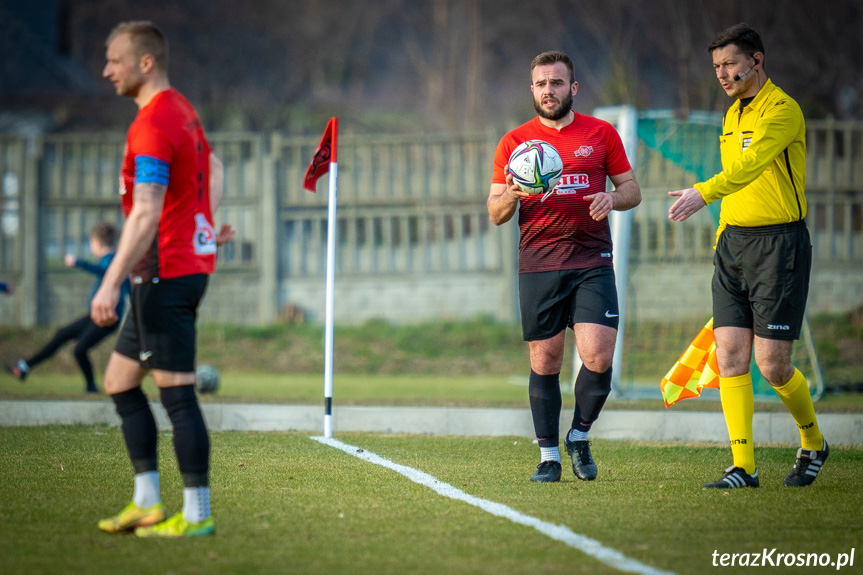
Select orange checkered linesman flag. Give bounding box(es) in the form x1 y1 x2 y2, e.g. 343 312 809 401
660 318 720 407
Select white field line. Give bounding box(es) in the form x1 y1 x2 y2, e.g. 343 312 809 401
310 435 676 575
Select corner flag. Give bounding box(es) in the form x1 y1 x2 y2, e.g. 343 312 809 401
304 117 338 192
304 118 339 437
660 318 720 407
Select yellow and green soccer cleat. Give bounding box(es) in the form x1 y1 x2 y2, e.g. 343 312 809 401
98 501 166 533
134 512 215 538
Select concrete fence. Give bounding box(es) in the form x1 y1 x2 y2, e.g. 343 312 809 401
1 117 862 329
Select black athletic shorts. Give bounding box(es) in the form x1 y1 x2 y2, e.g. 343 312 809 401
713 220 811 340
518 266 619 341
115 274 208 372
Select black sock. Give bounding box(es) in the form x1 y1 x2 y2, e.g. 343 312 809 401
111 387 158 474
529 370 562 448
160 385 210 487
572 366 612 432
73 343 96 390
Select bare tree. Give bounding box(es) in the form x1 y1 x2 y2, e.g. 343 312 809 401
17 0 863 132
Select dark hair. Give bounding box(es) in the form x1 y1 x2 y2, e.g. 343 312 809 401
107 21 169 70
531 51 575 84
708 23 764 57
90 222 118 248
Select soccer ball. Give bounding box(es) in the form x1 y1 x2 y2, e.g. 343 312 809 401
195 364 220 394
507 140 564 194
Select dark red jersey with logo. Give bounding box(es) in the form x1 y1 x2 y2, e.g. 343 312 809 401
492 114 631 273
121 88 216 282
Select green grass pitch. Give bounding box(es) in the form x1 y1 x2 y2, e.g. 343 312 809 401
5 370 863 412
1 426 861 574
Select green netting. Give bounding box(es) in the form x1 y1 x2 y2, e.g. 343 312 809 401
621 111 823 400
636 114 723 223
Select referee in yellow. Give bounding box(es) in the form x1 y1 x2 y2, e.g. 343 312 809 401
668 23 827 489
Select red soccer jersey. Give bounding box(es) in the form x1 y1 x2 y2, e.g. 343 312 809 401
120 88 216 281
492 114 631 273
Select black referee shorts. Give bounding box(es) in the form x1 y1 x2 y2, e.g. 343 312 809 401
114 274 208 372
519 266 619 341
713 220 811 340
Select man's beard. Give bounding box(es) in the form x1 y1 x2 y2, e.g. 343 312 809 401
726 75 755 100
534 91 573 121
116 79 142 98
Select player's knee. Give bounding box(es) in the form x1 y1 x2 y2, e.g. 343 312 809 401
103 377 125 395
529 349 563 375
580 351 613 374
716 350 751 377
530 358 562 375
759 361 794 386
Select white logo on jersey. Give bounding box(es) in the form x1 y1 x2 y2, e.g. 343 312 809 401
553 174 590 195
194 213 217 255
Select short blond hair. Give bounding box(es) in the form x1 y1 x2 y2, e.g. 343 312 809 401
107 21 169 71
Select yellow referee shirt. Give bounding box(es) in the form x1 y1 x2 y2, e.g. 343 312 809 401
695 79 806 230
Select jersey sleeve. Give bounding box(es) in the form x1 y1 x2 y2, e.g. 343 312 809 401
128 119 174 186
74 258 106 276
491 136 514 185
602 123 632 177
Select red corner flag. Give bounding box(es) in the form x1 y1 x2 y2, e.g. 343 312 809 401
303 117 338 192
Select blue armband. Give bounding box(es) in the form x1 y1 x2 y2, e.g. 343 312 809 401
135 155 170 186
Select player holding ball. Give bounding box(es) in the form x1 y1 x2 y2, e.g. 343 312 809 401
488 50 641 483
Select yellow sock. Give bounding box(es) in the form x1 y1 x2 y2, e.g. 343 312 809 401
719 373 755 474
774 368 823 451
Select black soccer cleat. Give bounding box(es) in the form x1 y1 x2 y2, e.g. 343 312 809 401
530 460 562 483
702 466 759 489
784 440 829 487
5 358 29 382
564 437 597 481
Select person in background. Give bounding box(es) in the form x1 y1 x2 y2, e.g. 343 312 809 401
6 222 129 394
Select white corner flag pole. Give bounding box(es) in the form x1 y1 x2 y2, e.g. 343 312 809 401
323 157 339 438
304 118 339 438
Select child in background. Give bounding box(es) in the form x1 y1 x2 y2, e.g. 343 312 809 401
6 223 130 393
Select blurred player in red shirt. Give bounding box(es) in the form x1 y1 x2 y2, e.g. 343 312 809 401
94 21 234 538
